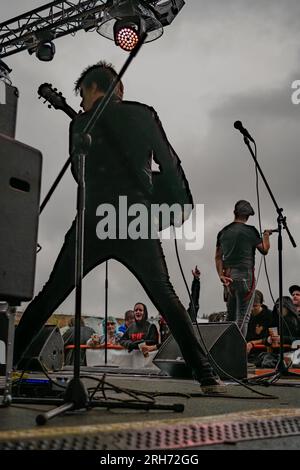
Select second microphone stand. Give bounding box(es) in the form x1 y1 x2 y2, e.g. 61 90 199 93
239 134 298 385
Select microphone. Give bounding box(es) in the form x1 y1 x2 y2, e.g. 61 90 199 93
234 120 255 143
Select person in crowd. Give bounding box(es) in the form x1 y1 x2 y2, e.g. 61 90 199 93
215 200 271 337
120 303 159 356
252 296 300 369
272 296 300 344
289 284 300 314
59 317 71 336
118 310 135 336
63 317 95 365
159 265 202 343
158 314 170 343
246 290 274 361
87 316 122 348
14 61 223 394
187 266 201 322
208 312 227 322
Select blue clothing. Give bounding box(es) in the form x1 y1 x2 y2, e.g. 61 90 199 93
118 323 127 334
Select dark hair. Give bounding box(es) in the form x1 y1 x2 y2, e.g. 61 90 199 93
134 302 148 321
254 290 264 305
124 310 134 321
74 60 124 99
234 200 254 218
289 284 300 295
274 296 298 315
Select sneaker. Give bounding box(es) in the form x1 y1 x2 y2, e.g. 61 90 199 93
200 377 227 395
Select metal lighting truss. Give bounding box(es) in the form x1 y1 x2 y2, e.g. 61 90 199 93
0 0 184 58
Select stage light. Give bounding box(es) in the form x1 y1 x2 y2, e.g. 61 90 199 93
113 16 145 51
35 40 56 61
26 30 56 61
97 1 163 51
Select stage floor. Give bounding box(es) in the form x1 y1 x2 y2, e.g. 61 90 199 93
1 366 300 451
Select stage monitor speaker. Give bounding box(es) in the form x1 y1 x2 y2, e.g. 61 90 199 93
0 133 42 302
0 82 18 138
153 322 247 380
18 325 64 372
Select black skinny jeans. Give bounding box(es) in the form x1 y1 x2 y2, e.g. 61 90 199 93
14 205 215 382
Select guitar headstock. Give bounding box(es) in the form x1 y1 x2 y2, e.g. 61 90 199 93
38 82 68 112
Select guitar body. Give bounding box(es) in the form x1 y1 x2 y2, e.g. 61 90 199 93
152 171 193 230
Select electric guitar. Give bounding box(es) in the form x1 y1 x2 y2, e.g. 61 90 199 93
38 83 193 228
38 83 77 120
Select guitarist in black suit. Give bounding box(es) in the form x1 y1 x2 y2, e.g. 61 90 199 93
14 61 224 394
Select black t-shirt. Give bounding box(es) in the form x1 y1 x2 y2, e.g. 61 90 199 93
119 320 159 350
216 222 261 269
246 305 274 341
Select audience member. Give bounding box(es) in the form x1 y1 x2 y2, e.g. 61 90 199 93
63 317 95 365
246 290 274 362
272 296 300 344
119 303 159 355
246 290 274 348
252 296 300 368
118 310 135 335
158 315 170 343
187 266 201 322
289 284 300 314
158 266 201 343
208 312 227 322
87 316 122 347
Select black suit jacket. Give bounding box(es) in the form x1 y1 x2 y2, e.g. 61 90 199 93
69 97 192 217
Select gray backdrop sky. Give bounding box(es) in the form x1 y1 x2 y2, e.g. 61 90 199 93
2 0 300 319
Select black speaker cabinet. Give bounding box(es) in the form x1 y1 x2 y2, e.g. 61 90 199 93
0 133 42 302
18 325 64 372
153 322 247 380
0 83 18 138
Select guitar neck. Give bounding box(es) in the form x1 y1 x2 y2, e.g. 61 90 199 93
63 104 78 120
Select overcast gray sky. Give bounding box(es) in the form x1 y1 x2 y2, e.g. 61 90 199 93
2 0 300 319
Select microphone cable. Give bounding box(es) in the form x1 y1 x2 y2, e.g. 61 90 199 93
252 140 275 304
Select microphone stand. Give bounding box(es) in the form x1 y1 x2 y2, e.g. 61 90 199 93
20 34 183 424
104 260 108 365
238 135 298 385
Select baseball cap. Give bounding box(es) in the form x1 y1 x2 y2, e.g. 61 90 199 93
234 200 255 217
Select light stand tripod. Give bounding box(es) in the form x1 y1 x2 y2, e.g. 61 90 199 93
15 35 184 424
235 128 298 384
